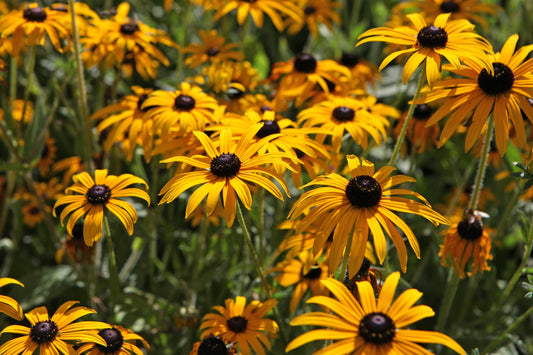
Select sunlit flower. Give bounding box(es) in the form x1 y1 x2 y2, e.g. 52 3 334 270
181 29 244 68
357 12 491 87
289 155 448 277
268 250 329 313
286 273 466 354
287 0 341 37
0 301 108 355
158 126 291 227
415 34 533 155
0 2 71 56
213 0 303 32
53 169 150 246
0 277 24 320
77 325 149 355
199 296 279 355
440 210 493 278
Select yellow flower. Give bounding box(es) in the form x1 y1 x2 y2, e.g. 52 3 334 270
289 155 448 277
0 2 71 57
357 12 491 87
0 277 24 321
77 325 150 355
393 103 440 153
440 210 493 278
287 0 341 37
286 273 466 354
213 0 303 32
53 169 150 246
415 34 533 155
199 296 279 355
181 29 244 69
0 301 109 355
158 126 291 227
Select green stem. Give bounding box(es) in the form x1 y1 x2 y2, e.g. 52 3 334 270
337 232 354 281
388 66 426 166
258 188 265 265
468 115 494 211
20 45 37 140
436 270 460 332
68 0 94 173
103 216 121 319
481 304 533 354
235 201 287 346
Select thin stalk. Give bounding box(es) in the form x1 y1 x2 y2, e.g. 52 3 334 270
235 201 287 346
436 270 460 332
257 188 265 264
337 232 355 281
103 216 121 319
20 45 37 140
388 66 426 166
481 304 533 354
7 55 18 130
119 238 146 283
468 115 494 210
68 0 94 173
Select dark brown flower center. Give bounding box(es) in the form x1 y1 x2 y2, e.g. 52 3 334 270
96 328 124 353
340 52 361 67
226 316 248 333
137 94 150 112
29 206 41 215
86 185 111 204
174 95 196 111
356 257 371 278
294 53 317 73
210 153 241 177
206 47 220 56
198 336 228 355
304 5 316 15
440 1 460 13
457 218 483 240
417 25 448 49
30 321 58 343
477 62 514 95
359 312 395 344
256 120 281 138
23 7 47 22
413 104 433 120
345 175 382 208
303 265 322 280
332 106 355 122
120 23 139 35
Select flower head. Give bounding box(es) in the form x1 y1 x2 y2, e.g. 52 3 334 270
181 29 244 68
190 334 237 355
53 169 150 246
77 325 150 355
357 12 491 87
286 273 466 354
0 301 108 355
199 296 279 355
415 34 533 155
289 155 448 276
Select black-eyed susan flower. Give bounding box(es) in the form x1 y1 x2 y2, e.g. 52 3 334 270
158 126 291 227
0 2 71 56
268 250 329 313
190 334 237 355
53 169 150 246
440 210 492 278
0 277 24 320
22 199 47 227
393 103 440 153
286 273 466 354
0 301 109 355
142 82 220 133
77 325 149 355
213 0 303 32
338 52 379 88
357 12 491 87
271 53 351 105
415 34 533 155
287 0 341 37
298 95 392 152
181 29 244 69
289 155 449 277
199 296 279 355
91 86 155 162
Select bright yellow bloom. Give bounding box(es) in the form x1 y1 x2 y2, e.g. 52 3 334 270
199 296 279 355
357 12 491 87
181 29 244 68
53 170 150 246
287 0 341 37
0 301 109 355
286 273 466 354
0 278 24 321
289 155 448 277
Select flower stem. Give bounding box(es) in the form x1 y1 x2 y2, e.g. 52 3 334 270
235 201 287 346
436 270 460 332
103 216 121 319
337 232 354 281
468 115 494 210
481 304 533 354
68 0 94 173
388 65 426 166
